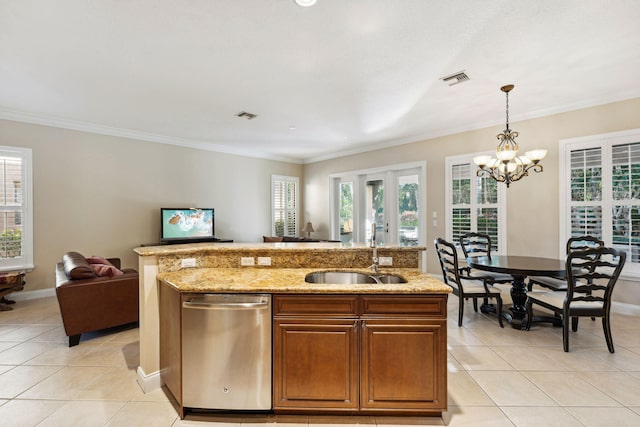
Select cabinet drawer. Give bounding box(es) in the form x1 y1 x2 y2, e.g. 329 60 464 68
274 295 358 316
361 295 447 317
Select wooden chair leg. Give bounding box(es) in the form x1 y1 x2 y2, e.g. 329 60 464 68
571 316 579 332
473 297 478 312
524 299 533 331
496 295 504 328
563 314 570 352
603 316 615 353
458 295 464 327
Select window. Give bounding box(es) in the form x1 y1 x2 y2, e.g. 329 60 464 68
271 175 299 237
445 154 506 252
560 129 640 277
0 146 33 271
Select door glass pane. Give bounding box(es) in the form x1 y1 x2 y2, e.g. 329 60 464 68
398 174 419 246
366 179 385 245
339 182 354 243
477 208 499 252
570 206 602 238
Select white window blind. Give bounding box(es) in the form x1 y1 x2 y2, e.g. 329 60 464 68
0 146 33 271
561 129 640 277
271 175 299 237
446 154 506 252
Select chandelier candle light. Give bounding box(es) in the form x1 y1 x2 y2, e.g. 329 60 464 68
473 84 547 187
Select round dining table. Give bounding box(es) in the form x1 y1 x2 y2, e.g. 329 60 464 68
466 255 566 329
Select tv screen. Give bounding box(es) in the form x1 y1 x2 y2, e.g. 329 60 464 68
161 208 215 243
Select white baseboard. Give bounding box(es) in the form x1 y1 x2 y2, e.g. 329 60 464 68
611 301 640 316
136 366 162 393
10 288 55 301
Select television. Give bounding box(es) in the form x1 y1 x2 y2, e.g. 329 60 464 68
160 208 215 243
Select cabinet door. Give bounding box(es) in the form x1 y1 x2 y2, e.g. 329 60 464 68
360 318 447 411
273 318 359 410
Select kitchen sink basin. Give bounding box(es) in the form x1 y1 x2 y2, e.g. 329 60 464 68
304 271 407 285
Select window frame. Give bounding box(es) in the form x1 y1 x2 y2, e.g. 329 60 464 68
560 128 640 279
271 175 299 237
0 145 33 271
445 152 507 253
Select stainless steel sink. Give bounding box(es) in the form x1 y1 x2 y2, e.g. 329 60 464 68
374 274 408 284
304 271 407 284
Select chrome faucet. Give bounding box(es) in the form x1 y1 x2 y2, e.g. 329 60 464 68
369 222 379 273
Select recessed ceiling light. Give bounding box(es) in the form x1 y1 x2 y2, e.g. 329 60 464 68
289 126 297 130
294 0 317 7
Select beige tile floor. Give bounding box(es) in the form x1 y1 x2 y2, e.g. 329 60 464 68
1 295 640 426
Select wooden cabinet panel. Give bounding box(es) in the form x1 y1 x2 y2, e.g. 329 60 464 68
273 318 359 410
274 295 358 316
359 318 447 410
362 295 447 317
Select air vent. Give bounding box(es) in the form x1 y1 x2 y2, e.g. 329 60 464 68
440 71 470 86
235 111 258 120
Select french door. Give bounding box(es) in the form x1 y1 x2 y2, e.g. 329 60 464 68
331 163 425 247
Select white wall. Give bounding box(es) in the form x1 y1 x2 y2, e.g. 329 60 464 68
303 97 640 305
0 119 302 292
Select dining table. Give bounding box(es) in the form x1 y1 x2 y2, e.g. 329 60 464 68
466 255 566 329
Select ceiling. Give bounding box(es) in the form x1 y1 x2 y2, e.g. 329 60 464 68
2 0 640 164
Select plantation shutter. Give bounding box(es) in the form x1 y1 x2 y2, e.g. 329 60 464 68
611 142 640 262
446 156 505 253
451 164 471 244
272 176 299 237
569 147 603 238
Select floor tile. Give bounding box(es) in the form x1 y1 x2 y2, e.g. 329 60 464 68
5 294 640 427
0 365 61 398
105 400 178 426
0 398 66 426
522 371 620 406
441 405 514 426
500 406 583 427
468 371 557 406
0 341 58 365
448 346 515 371
566 406 640 426
37 400 126 427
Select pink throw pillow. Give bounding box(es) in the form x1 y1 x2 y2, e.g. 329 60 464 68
86 256 111 265
90 263 124 277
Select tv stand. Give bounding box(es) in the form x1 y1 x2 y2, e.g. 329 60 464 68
140 238 233 247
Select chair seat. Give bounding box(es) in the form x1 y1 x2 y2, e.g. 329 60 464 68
528 275 567 290
526 290 604 310
457 278 503 295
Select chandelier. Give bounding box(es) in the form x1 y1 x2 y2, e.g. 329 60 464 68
473 85 547 187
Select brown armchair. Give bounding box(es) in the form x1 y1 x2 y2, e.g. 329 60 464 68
55 251 139 347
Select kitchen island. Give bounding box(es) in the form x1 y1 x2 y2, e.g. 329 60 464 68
135 242 450 418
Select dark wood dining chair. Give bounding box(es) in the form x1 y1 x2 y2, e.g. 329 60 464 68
435 238 503 328
524 246 626 352
459 232 512 284
527 235 605 291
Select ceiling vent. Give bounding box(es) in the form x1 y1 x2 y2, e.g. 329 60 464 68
440 71 470 86
235 111 258 120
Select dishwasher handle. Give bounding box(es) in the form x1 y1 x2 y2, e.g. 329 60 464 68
183 299 270 310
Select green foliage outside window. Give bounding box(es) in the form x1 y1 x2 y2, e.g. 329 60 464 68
0 228 22 258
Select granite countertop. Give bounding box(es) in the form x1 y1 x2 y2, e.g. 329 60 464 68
135 241 427 256
158 267 451 294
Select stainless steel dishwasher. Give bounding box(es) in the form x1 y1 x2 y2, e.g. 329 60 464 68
181 293 271 410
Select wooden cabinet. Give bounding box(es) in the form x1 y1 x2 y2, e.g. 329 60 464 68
273 294 447 415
